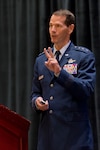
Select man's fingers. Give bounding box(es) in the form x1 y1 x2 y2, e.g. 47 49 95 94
44 47 54 59
48 47 54 58
44 48 51 59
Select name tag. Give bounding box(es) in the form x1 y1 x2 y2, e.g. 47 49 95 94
38 75 44 80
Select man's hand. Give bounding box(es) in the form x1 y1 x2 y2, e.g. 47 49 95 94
44 47 61 74
35 97 49 111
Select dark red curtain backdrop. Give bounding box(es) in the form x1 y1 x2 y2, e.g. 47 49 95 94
0 0 100 150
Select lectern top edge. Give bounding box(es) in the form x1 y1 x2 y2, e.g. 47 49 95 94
0 104 31 131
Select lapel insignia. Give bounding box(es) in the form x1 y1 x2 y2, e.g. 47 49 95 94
65 54 69 56
68 58 76 63
38 75 44 80
63 64 77 74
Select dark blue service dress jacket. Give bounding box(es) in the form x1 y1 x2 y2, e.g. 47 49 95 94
31 42 96 150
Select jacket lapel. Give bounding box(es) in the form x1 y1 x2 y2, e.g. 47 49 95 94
60 52 70 67
59 42 73 67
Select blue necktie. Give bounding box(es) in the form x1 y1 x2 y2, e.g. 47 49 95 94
55 51 61 63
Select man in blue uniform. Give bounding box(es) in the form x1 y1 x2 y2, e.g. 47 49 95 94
31 9 96 150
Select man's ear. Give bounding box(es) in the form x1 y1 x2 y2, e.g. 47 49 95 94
68 24 75 34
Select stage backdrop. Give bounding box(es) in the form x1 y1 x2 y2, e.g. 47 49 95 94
0 0 100 150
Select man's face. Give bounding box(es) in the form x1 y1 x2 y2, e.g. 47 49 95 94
49 15 73 45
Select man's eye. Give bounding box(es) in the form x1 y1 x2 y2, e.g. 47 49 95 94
49 24 61 28
55 24 62 28
49 24 52 27
56 25 60 27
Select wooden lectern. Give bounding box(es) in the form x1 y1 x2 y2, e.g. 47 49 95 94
0 104 31 150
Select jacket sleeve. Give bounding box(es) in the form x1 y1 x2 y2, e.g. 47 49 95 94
56 52 96 100
30 58 42 112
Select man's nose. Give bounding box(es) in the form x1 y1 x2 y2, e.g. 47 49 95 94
51 25 56 32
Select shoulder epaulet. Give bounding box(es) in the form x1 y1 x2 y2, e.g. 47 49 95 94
74 46 91 54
